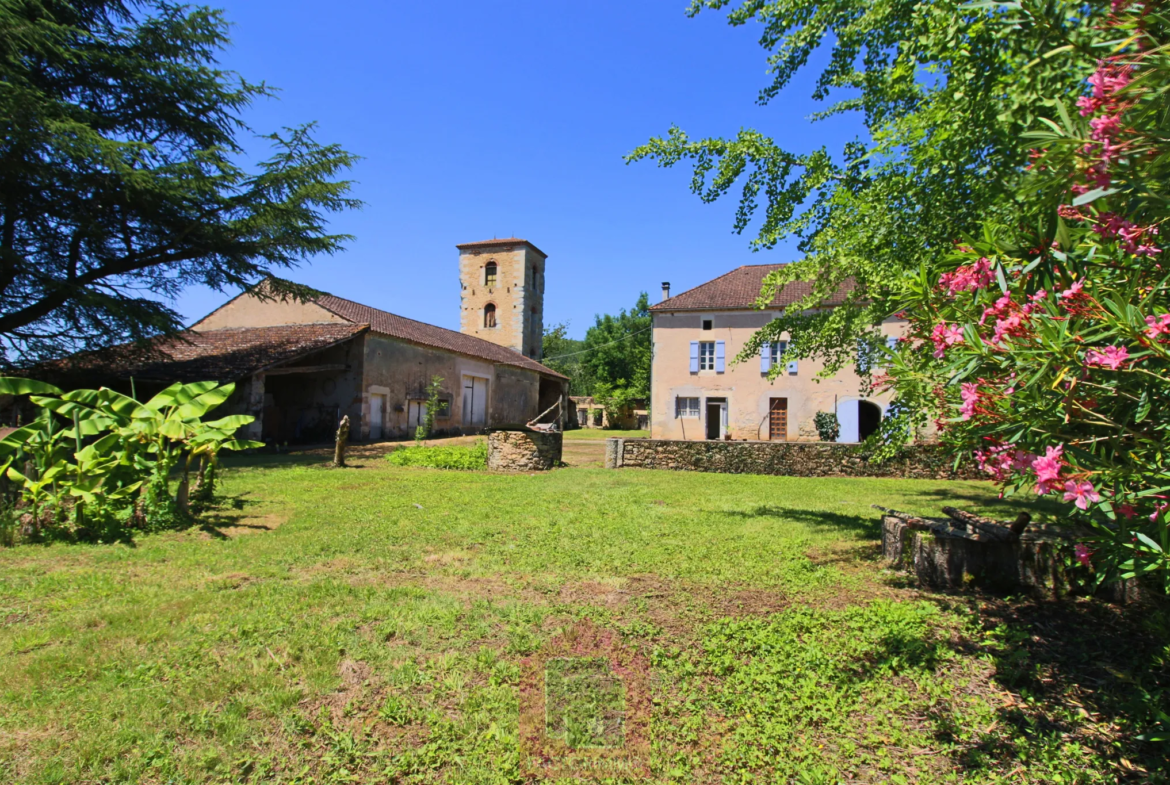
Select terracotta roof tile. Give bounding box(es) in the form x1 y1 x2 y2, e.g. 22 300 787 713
315 294 567 379
455 238 547 257
651 265 856 312
38 323 368 385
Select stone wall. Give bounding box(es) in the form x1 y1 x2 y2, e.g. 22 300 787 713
605 438 983 480
488 430 563 472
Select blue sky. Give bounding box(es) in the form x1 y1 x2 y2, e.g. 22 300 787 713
177 0 866 338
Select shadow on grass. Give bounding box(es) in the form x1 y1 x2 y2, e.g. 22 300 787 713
722 505 881 538
925 594 1170 778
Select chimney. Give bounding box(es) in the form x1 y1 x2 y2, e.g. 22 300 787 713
661 282 671 303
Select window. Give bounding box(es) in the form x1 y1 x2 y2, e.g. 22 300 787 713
676 397 700 418
702 318 713 331
531 265 539 291
699 341 716 370
484 263 497 288
760 341 788 373
592 409 603 426
483 303 496 328
435 398 451 418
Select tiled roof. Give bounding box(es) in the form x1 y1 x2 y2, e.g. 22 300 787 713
455 237 547 257
37 323 368 385
651 265 856 312
315 294 567 379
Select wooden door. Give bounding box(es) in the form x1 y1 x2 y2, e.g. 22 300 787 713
769 398 788 441
463 376 488 427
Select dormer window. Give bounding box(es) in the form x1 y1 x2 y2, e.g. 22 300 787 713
702 318 713 331
484 303 497 328
485 262 497 288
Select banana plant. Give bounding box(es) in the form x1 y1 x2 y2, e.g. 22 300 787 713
0 377 261 537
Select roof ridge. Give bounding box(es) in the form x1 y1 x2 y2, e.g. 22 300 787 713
314 292 566 379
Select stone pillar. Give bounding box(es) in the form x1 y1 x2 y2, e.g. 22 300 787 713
245 373 265 442
604 438 625 469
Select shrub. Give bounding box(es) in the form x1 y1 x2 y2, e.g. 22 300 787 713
813 411 840 442
386 442 487 471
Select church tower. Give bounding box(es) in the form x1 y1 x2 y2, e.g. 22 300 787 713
457 238 546 360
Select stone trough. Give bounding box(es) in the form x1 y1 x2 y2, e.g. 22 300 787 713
879 506 1142 603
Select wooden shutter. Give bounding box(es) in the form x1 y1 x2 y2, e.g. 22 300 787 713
715 341 726 373
689 341 700 373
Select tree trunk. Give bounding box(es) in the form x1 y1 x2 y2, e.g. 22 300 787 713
334 415 350 467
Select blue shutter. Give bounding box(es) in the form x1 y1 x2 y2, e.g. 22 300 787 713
787 360 798 375
715 341 726 373
886 336 898 351
760 345 771 374
689 341 699 373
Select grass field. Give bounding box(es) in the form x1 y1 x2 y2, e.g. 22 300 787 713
563 429 649 440
0 449 1166 784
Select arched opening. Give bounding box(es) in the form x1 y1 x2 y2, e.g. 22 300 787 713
858 400 882 441
531 265 539 290
483 303 496 328
484 262 497 288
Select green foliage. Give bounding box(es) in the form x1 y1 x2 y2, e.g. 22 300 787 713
415 376 444 443
387 441 487 471
0 0 360 363
813 411 840 442
0 378 260 542
629 0 1105 377
580 293 651 402
542 322 594 396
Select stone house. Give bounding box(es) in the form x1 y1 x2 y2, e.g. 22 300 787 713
32 238 567 443
570 396 648 430
650 266 906 442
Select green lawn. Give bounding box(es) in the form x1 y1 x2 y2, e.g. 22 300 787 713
0 456 1165 784
563 428 649 440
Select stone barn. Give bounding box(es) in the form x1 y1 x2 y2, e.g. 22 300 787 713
26 238 568 443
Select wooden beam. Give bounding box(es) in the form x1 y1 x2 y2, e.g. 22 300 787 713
264 363 347 376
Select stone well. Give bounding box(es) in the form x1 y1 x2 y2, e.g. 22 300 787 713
487 429 563 472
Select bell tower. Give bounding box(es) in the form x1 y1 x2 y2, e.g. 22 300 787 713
457 238 547 360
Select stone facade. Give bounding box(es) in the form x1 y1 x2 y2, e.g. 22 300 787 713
605 438 983 480
651 307 913 442
458 240 546 360
487 430 563 472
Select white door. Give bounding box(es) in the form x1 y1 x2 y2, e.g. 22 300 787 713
462 376 488 427
837 400 859 443
369 394 385 440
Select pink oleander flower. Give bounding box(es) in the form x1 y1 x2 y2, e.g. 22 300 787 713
1056 205 1084 221
1074 544 1093 568
931 322 964 359
1090 114 1122 140
1136 244 1163 258
1088 62 1132 99
992 312 1030 344
1032 445 1064 495
959 382 980 421
1077 95 1102 117
1059 280 1085 300
1145 313 1170 339
939 257 994 295
1085 345 1129 370
1063 480 1101 511
1117 503 1137 520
